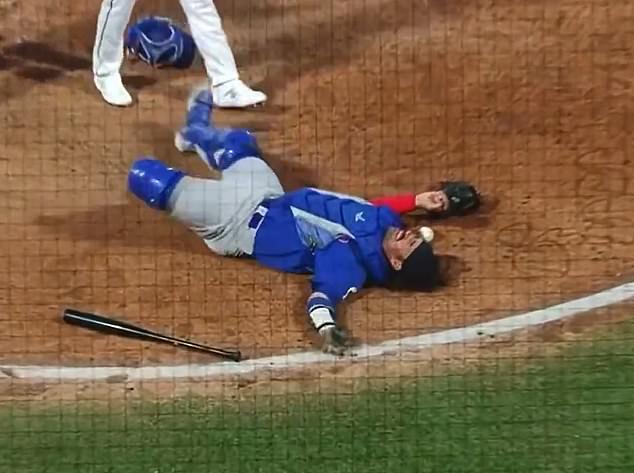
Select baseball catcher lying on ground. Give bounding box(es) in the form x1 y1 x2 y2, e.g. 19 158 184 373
127 86 481 355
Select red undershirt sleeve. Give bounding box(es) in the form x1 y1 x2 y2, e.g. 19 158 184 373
369 193 417 214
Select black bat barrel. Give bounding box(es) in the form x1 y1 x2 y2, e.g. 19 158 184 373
63 308 165 340
62 308 242 361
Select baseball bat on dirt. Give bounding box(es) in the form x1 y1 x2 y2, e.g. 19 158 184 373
62 308 242 362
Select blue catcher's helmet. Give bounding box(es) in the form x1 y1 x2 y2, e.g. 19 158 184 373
125 16 197 69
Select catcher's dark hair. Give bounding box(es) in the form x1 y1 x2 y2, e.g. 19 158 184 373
388 242 440 292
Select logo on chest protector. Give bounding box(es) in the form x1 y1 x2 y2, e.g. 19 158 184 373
355 211 365 222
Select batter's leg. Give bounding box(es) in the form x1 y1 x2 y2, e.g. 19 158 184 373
178 0 267 108
92 0 135 106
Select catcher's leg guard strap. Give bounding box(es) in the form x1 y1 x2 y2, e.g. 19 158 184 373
214 129 262 171
180 127 262 172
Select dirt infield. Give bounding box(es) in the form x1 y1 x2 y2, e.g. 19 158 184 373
0 0 632 373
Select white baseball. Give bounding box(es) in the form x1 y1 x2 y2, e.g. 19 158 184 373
419 226 434 242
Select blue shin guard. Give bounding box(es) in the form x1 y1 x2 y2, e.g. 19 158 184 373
177 126 262 172
176 85 263 171
174 86 215 153
128 158 185 211
185 86 213 127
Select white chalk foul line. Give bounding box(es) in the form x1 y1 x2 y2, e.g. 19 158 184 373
2 281 633 381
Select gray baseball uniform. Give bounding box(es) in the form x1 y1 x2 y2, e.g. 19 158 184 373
167 157 284 256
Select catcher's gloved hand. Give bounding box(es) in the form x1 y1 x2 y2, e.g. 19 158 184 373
125 16 197 69
319 325 354 356
438 181 481 217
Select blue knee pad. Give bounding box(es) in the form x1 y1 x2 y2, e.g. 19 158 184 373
214 129 262 171
128 158 185 211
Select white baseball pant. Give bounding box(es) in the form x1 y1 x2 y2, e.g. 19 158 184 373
92 0 240 86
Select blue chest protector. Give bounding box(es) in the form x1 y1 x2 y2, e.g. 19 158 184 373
251 188 403 323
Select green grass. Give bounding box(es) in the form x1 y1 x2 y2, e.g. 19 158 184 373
2 322 634 473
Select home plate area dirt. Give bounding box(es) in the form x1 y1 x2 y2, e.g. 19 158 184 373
0 0 632 392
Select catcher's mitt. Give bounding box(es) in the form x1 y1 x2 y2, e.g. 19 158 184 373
125 16 197 69
439 181 481 217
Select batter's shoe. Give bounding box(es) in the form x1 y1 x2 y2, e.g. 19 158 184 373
212 79 266 108
94 74 133 107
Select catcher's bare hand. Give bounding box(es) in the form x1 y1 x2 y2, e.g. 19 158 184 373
415 191 448 213
416 182 481 217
